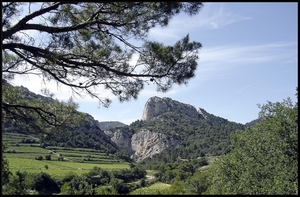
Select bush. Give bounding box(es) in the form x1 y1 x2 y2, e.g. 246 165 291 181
58 156 64 161
35 156 43 160
45 155 51 160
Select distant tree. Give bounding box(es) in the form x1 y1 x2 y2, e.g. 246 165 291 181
2 171 28 195
59 175 95 195
207 88 298 194
57 156 64 161
35 155 43 160
166 180 186 194
2 2 203 134
32 172 60 195
110 178 130 194
45 155 51 160
185 170 211 194
1 143 12 190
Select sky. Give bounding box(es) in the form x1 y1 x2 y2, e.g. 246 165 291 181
10 2 298 125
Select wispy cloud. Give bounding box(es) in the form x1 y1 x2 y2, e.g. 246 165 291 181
189 41 298 87
199 42 297 64
148 3 252 42
193 3 252 29
235 82 260 94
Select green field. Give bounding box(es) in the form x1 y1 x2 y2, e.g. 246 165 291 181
5 158 129 178
130 182 171 194
3 132 130 179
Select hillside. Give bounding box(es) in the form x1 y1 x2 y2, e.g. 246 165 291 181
98 121 127 130
2 81 260 163
102 96 248 163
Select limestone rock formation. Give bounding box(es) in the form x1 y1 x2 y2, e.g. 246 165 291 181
142 96 199 121
130 129 180 162
104 129 133 155
107 129 180 162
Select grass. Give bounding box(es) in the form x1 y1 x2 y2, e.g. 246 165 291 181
5 158 129 179
130 182 171 195
3 132 130 179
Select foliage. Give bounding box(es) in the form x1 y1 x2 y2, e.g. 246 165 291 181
2 171 31 195
111 166 147 183
98 121 127 130
59 165 147 195
1 170 59 195
166 180 186 194
132 112 245 166
129 182 171 195
185 170 211 194
32 172 60 195
60 175 96 195
207 90 298 194
1 142 12 192
148 158 208 185
2 2 203 133
2 81 86 136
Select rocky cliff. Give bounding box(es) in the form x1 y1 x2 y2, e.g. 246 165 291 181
107 96 204 162
106 128 180 162
142 96 200 121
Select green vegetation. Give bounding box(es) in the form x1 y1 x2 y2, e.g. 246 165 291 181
2 2 203 134
2 2 297 195
2 135 129 179
127 112 245 166
206 91 298 194
130 182 171 195
98 121 127 130
2 132 211 195
3 90 297 194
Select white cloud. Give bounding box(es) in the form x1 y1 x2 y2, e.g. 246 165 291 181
199 42 297 66
234 82 260 94
190 41 298 86
147 3 252 42
11 73 116 103
197 3 252 29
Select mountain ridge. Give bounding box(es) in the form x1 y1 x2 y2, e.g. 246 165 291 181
2 80 258 162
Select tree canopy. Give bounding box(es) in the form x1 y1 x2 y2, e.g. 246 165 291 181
206 89 298 194
2 2 203 104
2 2 203 132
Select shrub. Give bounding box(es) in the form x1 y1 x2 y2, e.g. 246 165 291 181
35 156 43 160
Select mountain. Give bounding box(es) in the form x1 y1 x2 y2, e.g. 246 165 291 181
142 96 199 121
2 80 122 155
2 80 260 163
98 121 127 130
106 96 247 162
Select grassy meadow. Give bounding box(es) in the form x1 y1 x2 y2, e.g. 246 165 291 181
2 132 130 179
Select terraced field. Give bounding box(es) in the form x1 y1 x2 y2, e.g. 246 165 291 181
2 132 129 179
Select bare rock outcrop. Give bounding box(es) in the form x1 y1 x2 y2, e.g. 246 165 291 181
130 129 179 162
105 129 133 155
142 96 199 121
107 129 180 162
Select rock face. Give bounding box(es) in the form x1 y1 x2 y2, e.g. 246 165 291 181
130 129 179 162
105 129 134 155
106 96 200 162
108 129 180 162
142 96 199 121
104 97 232 162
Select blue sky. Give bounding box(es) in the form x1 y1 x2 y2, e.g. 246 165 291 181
11 2 298 125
